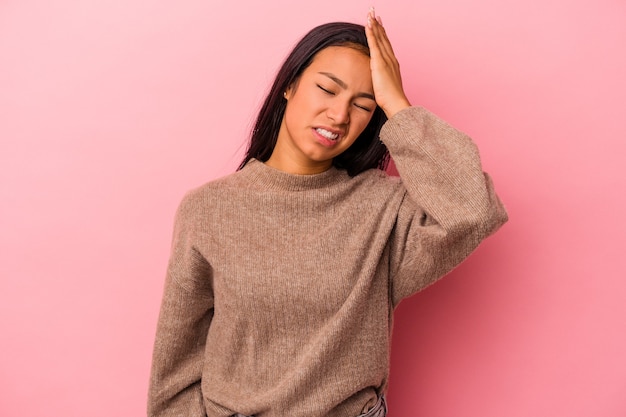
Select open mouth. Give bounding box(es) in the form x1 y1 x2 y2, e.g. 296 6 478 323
315 127 340 141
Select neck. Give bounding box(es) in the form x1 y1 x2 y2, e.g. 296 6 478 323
264 154 332 175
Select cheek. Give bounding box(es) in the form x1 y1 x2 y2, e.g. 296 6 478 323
352 112 374 135
284 98 308 128
342 115 372 149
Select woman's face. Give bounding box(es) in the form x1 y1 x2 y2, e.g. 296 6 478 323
267 46 376 174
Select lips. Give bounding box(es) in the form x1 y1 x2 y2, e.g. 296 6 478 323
311 125 346 148
314 127 340 141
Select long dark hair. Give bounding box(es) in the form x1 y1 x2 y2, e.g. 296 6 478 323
238 22 389 177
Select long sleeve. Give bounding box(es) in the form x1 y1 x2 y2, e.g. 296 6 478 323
148 194 214 417
381 107 508 306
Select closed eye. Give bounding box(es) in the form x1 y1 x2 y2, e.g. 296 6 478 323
318 83 372 112
354 103 373 112
317 84 335 95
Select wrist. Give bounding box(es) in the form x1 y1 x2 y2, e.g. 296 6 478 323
382 98 411 119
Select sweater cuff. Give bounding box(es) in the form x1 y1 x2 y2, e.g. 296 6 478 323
379 106 429 145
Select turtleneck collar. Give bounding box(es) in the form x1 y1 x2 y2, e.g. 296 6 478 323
240 159 348 191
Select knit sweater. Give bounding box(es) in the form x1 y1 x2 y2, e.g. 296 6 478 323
148 107 508 417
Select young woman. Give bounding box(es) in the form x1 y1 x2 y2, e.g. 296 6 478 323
148 9 507 417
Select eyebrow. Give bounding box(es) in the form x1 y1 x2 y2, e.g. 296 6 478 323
318 72 376 101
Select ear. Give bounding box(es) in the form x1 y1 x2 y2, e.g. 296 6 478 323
284 85 294 100
284 78 301 100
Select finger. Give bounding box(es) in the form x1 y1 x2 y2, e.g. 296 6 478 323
369 14 405 88
366 18 390 65
365 13 385 61
369 6 376 22
372 17 397 66
367 10 402 85
366 14 394 70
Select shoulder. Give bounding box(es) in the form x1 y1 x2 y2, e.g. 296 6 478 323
352 167 402 188
344 168 405 204
174 170 246 218
188 167 253 197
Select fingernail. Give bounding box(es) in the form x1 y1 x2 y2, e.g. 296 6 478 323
369 6 375 17
367 16 372 28
377 16 382 25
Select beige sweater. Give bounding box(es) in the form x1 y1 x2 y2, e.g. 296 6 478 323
148 107 508 417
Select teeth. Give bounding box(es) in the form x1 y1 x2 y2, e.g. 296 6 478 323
316 128 339 140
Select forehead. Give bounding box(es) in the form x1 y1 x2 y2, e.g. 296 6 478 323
305 46 371 78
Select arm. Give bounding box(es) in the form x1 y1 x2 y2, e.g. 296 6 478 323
148 194 213 417
365 10 508 305
382 107 508 305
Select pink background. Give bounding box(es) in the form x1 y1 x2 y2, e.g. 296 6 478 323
1 1 625 416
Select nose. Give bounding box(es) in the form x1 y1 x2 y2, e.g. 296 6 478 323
326 98 350 125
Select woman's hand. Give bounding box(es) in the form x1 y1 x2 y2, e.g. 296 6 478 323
365 8 411 118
